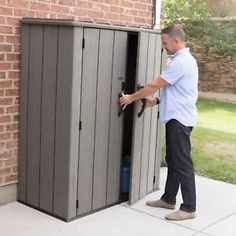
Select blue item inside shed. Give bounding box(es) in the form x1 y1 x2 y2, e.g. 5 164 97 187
120 160 130 193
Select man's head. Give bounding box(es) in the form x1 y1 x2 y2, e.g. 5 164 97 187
161 25 186 55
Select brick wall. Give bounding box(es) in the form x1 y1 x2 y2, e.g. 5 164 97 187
0 0 155 187
192 47 236 94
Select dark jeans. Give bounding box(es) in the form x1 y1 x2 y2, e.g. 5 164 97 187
161 119 196 212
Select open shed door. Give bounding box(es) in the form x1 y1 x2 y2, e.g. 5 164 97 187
129 31 162 204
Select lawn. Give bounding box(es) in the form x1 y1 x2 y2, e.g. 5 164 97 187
162 98 236 185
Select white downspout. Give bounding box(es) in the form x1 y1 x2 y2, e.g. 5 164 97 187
153 0 162 30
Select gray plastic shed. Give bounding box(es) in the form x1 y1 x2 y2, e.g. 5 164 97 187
18 18 165 221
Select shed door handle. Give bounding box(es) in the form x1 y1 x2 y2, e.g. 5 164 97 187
118 81 126 117
118 92 123 117
137 98 146 118
136 84 146 118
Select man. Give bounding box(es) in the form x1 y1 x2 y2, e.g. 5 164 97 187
120 25 198 221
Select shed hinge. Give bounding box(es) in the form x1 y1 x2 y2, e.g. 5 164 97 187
76 199 79 209
157 111 160 119
82 38 85 49
79 121 82 131
153 176 156 183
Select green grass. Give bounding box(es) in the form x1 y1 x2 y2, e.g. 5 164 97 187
162 98 236 184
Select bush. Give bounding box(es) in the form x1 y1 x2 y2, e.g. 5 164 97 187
163 0 236 58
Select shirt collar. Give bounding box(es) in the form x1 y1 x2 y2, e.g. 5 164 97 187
172 47 190 58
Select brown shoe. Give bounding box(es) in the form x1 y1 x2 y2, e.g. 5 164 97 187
146 199 176 209
165 210 196 221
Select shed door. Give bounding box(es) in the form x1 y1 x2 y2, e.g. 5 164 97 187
77 28 127 216
129 32 162 204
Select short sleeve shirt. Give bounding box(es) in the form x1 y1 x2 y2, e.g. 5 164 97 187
159 48 198 126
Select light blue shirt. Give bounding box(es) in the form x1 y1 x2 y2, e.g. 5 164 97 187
160 48 198 126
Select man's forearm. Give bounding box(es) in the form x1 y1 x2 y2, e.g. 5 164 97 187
120 76 167 108
131 83 157 101
131 77 167 102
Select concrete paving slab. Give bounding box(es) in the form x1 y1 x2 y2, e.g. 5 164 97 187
203 213 236 236
128 168 236 232
198 91 236 104
191 233 210 236
0 167 235 236
0 201 194 236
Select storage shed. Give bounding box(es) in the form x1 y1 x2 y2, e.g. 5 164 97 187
18 19 165 221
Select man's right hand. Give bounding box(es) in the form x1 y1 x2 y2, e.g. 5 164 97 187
145 97 156 107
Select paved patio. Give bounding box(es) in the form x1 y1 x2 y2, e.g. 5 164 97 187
198 91 236 104
0 167 235 236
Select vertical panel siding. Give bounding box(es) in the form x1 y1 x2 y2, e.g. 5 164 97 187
67 27 83 219
139 33 156 198
153 35 162 81
146 33 159 193
77 28 99 215
53 26 75 219
154 39 165 190
154 122 163 190
107 31 127 205
130 32 162 203
18 24 30 202
92 29 114 210
129 32 148 204
26 25 44 206
39 25 58 212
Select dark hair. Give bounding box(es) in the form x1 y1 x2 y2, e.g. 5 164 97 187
161 25 185 41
